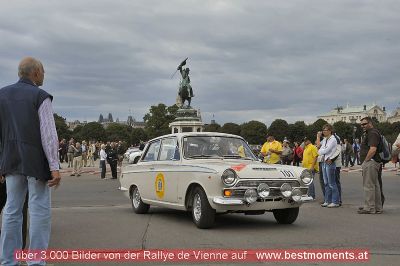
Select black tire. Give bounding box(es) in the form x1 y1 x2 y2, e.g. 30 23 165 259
272 207 299 224
131 187 149 214
191 187 216 229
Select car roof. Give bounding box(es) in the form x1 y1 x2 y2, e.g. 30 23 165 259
149 132 244 142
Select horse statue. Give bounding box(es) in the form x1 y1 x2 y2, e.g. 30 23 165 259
175 58 194 108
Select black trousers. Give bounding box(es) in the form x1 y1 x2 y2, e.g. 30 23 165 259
109 161 118 179
100 160 106 179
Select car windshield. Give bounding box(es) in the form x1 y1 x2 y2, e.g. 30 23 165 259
183 136 257 160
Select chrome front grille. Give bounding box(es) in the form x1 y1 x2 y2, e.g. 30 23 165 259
236 179 301 188
227 179 307 199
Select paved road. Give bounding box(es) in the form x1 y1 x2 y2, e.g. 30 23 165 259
3 163 400 265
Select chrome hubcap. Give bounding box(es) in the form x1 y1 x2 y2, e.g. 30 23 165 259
133 189 141 208
193 193 202 221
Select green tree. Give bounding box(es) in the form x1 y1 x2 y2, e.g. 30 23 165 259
392 121 400 133
306 118 328 140
105 123 132 143
376 122 393 137
204 123 221 132
240 120 267 144
72 125 83 141
288 121 307 143
143 103 177 139
220 122 241 135
332 121 353 141
267 119 289 142
54 113 71 140
131 128 148 146
376 121 397 143
79 122 106 142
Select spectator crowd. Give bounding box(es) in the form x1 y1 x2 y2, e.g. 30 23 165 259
259 118 400 214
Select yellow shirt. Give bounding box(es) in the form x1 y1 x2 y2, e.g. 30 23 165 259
302 144 319 172
238 145 245 158
261 140 283 164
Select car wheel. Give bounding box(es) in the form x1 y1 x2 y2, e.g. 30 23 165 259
191 187 215 229
272 207 299 224
131 187 149 214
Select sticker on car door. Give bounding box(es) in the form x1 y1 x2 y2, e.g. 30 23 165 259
155 173 165 199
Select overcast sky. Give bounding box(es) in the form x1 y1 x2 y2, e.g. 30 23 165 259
1 0 399 126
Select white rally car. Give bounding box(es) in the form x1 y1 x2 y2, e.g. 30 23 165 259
120 132 313 228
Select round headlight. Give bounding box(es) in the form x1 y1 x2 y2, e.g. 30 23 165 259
221 169 237 187
300 169 313 185
291 188 302 202
257 183 270 198
244 189 258 204
280 183 292 198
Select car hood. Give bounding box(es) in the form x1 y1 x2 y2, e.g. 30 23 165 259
183 159 304 179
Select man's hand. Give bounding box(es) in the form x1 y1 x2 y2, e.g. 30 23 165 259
0 175 5 183
48 170 61 188
326 158 333 165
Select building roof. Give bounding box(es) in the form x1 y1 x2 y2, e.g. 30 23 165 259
319 104 383 117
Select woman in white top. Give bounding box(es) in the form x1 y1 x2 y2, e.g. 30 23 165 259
100 144 107 179
317 124 340 208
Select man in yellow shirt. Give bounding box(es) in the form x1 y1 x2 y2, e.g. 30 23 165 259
302 137 319 199
260 136 283 164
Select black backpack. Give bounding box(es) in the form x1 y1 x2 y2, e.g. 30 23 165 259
378 134 391 164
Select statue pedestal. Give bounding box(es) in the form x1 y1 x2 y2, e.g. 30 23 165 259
169 106 204 133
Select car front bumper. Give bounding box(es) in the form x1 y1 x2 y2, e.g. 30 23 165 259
213 195 314 206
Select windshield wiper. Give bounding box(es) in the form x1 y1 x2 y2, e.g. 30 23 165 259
187 154 220 158
223 155 253 160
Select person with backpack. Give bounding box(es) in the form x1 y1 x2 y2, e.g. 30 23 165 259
358 117 383 214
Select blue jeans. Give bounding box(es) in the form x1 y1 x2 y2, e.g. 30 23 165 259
322 162 339 204
0 175 51 266
318 162 325 197
307 171 316 199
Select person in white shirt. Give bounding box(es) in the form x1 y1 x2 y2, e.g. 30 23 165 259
317 124 340 208
100 144 107 179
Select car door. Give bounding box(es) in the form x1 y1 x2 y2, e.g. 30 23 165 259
138 139 161 200
156 137 181 203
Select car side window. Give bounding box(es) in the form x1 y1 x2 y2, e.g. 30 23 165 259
142 140 161 161
159 138 180 161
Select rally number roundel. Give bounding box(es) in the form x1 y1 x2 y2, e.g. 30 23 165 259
155 173 165 199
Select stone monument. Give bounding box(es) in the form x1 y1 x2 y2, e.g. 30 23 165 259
169 58 204 133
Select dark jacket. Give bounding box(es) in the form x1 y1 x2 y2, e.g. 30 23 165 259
0 79 53 181
107 148 118 164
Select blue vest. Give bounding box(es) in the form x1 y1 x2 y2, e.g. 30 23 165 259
0 79 53 181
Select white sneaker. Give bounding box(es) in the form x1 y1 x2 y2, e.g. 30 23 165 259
327 203 340 208
321 202 328 207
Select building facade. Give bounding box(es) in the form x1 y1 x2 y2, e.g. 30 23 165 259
387 107 400 123
318 104 387 124
67 114 146 130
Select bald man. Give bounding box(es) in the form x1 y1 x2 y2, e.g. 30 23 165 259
0 57 61 265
